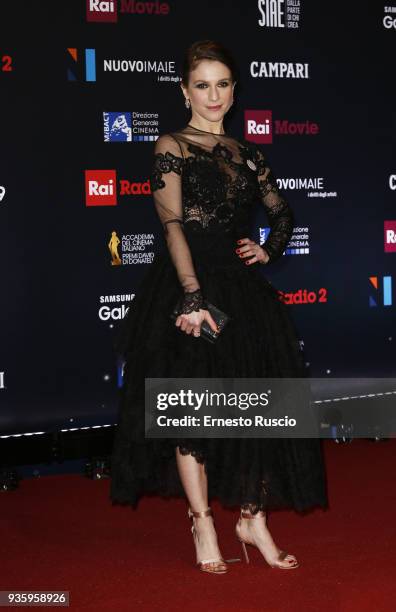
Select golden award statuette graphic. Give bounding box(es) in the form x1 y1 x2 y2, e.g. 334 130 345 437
108 231 122 266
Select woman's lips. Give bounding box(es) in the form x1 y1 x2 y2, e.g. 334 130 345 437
207 105 222 110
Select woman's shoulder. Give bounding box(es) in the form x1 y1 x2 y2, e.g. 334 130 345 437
153 131 185 158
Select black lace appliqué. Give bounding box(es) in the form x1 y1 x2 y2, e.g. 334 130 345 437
150 151 184 191
175 289 208 315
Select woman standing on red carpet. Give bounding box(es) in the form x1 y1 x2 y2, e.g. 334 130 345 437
110 39 328 574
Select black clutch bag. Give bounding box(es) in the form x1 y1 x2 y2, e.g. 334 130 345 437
170 301 231 344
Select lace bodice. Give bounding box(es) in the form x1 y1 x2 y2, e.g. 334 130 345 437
149 124 294 311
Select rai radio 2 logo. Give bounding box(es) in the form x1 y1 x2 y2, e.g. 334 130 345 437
85 170 117 206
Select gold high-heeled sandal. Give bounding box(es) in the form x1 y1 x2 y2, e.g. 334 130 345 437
188 507 228 574
235 509 300 569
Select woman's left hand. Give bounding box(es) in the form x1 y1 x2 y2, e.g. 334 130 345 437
235 238 270 265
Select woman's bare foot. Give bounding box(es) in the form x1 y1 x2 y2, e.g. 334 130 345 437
188 508 228 574
236 510 298 568
190 512 227 571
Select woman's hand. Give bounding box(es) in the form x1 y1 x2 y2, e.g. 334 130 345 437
235 238 270 265
175 308 219 338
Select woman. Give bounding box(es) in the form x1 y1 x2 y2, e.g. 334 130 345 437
110 40 328 574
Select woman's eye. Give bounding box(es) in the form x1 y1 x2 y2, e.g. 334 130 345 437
195 82 229 89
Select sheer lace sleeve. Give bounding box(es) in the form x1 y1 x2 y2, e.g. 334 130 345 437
251 144 294 264
149 134 207 314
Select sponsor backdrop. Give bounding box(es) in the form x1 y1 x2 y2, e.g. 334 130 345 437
0 1 395 433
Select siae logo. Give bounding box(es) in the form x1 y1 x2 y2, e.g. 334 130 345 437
67 48 96 82
85 170 117 206
87 0 118 22
384 221 396 252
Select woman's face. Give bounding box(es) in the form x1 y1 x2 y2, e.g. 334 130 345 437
181 59 235 125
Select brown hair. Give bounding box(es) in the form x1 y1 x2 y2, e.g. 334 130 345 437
181 40 238 87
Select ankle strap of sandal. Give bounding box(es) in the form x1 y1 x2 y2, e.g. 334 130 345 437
188 507 213 519
240 510 265 519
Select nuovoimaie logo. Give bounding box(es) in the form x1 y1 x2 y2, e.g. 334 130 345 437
87 0 118 22
67 48 96 82
85 170 117 206
369 276 393 307
384 221 396 253
103 112 132 141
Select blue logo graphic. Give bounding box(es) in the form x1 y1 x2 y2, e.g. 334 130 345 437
103 112 132 142
67 48 96 82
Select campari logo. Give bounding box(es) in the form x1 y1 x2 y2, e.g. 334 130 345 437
244 110 319 144
85 170 117 206
384 221 396 253
87 0 118 22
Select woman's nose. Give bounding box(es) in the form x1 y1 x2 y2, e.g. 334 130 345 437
208 87 220 102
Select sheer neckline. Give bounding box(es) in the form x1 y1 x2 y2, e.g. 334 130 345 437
187 123 226 136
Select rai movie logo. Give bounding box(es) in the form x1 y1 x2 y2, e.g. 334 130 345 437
85 170 117 206
244 110 272 144
384 220 396 253
86 0 118 22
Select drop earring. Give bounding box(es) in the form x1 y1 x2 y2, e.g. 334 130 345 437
185 98 191 109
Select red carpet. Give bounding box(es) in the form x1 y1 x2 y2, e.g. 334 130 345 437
2 439 396 611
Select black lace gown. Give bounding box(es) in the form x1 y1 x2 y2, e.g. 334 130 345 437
110 124 328 513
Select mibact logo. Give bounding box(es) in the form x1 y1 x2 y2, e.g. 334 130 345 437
245 110 272 143
384 221 396 253
85 170 117 206
87 0 118 22
104 112 132 141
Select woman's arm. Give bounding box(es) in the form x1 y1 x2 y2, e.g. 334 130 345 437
150 133 206 314
252 144 294 264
